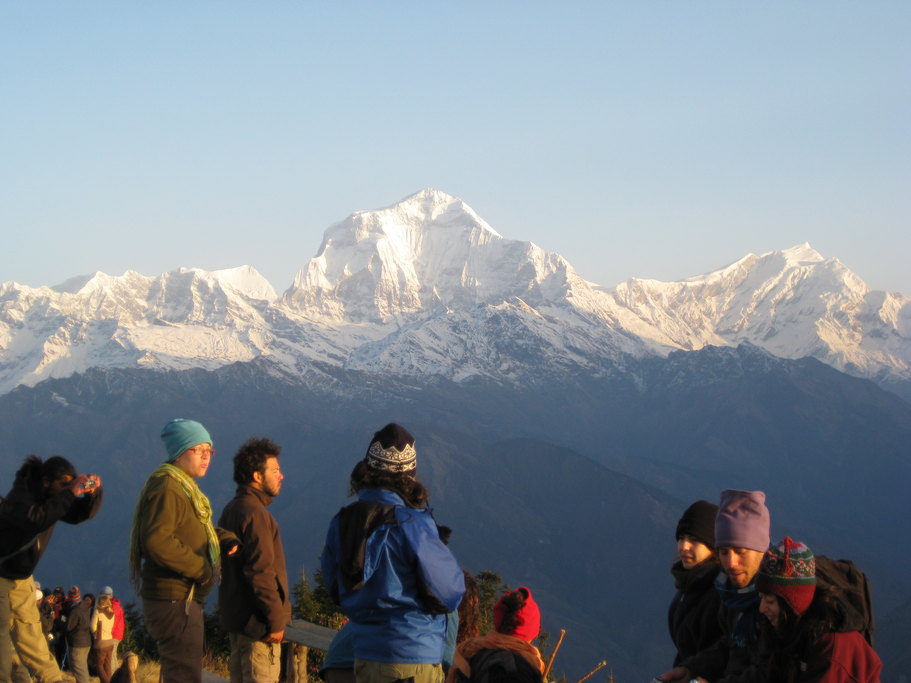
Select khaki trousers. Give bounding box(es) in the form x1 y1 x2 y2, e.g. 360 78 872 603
354 659 443 683
0 576 62 683
227 632 281 683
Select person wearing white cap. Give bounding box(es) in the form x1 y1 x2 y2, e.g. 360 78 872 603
98 586 125 673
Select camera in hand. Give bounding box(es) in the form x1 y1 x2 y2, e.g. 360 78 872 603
84 477 98 491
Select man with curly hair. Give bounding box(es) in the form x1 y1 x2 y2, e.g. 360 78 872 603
219 437 291 683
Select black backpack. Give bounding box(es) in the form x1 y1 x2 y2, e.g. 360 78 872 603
814 556 875 645
453 649 544 683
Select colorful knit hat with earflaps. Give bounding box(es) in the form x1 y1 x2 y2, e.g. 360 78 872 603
756 536 817 616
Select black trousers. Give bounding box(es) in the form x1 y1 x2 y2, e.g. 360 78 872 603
142 598 204 683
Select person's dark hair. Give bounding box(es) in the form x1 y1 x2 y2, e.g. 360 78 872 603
457 570 481 643
83 593 95 606
233 438 281 485
40 455 76 483
495 587 529 636
348 459 428 509
781 586 838 643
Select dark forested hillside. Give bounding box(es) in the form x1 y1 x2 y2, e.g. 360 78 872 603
1 345 908 680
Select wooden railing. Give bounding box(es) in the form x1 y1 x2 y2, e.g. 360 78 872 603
283 619 339 683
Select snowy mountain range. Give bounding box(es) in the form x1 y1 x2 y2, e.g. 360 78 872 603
3 188 911 681
1 188 909 396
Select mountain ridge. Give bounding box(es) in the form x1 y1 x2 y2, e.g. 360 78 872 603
1 189 908 395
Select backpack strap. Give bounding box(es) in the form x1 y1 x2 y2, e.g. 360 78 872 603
336 501 398 593
0 535 38 565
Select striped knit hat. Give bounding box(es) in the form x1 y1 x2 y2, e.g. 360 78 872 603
756 536 817 616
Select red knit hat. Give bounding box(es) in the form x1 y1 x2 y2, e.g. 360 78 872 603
493 587 541 642
756 536 817 616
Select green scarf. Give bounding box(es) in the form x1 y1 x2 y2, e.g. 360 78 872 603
129 462 220 588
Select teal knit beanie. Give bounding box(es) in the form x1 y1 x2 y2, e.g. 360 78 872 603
160 419 212 462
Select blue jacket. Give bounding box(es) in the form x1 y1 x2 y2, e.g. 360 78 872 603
321 488 465 664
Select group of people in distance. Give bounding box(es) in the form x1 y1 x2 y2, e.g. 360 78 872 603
35 582 126 683
662 490 882 683
0 420 884 683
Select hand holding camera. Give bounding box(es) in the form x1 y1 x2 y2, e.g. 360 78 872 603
70 473 102 496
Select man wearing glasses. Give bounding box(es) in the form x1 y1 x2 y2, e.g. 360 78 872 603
128 419 238 683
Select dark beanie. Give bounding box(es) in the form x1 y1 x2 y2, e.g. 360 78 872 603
676 500 719 549
364 423 417 474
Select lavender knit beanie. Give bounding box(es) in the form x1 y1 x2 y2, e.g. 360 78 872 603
715 489 771 552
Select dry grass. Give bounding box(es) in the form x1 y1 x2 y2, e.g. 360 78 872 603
128 658 229 682
202 650 230 678
61 663 160 683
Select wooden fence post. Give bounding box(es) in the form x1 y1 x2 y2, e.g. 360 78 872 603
284 642 308 682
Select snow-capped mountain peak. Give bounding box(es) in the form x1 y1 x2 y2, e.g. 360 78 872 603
350 188 502 239
609 242 907 376
284 189 580 322
50 271 145 295
779 242 824 265
192 265 277 301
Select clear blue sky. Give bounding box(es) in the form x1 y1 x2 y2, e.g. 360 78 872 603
2 2 909 294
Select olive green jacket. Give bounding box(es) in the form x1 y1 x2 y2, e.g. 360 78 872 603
137 474 236 602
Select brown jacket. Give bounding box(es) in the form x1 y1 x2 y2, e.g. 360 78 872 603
218 485 291 636
138 474 235 601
